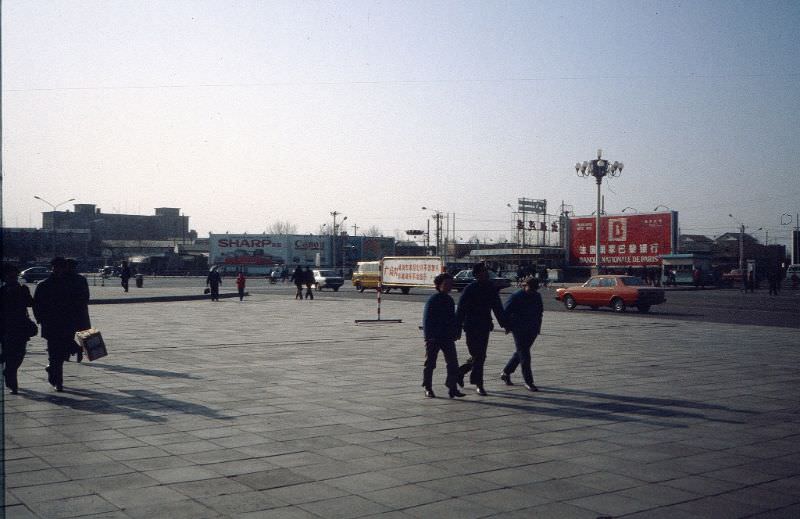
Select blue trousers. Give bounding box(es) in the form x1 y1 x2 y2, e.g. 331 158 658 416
423 340 459 390
503 332 537 385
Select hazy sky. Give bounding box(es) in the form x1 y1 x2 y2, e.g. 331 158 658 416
3 0 799 246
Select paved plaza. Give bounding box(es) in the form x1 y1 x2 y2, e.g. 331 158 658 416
4 288 800 518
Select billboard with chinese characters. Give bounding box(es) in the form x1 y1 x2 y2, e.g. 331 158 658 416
568 212 678 267
381 256 443 287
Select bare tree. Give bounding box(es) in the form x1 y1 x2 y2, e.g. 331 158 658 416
364 225 383 237
266 220 298 235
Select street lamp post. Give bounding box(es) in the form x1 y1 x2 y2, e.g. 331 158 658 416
34 195 75 257
575 150 623 274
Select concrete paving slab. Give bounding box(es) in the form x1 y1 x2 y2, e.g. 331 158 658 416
4 291 800 517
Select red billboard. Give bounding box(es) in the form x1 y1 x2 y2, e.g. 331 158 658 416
569 212 677 267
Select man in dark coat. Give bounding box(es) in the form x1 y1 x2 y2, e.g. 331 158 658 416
500 277 543 391
206 268 222 301
303 266 315 300
32 257 81 391
456 262 506 396
120 261 132 292
290 265 304 299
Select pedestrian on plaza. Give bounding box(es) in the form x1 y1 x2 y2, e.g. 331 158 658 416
456 262 507 396
422 272 465 399
32 257 83 391
120 260 132 293
236 270 246 302
291 265 304 300
747 270 756 293
66 259 90 362
692 267 701 289
206 268 222 301
304 266 315 300
499 277 543 392
767 267 780 296
1 263 37 394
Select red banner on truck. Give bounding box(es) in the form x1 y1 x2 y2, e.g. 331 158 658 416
569 212 677 267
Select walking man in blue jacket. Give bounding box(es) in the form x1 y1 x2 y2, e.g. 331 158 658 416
422 273 465 399
500 276 543 391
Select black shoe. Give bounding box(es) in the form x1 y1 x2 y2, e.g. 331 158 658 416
500 372 513 386
476 387 487 396
524 383 539 392
449 389 465 398
56 385 64 392
424 389 436 398
10 388 18 395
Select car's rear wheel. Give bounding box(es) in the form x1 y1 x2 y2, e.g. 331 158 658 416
564 295 576 310
333 287 339 292
612 298 626 313
315 283 321 290
401 287 410 295
637 304 650 313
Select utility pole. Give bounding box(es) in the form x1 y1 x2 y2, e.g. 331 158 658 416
330 211 340 268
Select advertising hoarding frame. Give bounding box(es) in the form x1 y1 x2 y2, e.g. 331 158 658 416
567 211 678 268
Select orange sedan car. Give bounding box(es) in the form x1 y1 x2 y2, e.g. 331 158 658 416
555 275 666 313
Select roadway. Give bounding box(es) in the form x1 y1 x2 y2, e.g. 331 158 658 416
80 274 800 329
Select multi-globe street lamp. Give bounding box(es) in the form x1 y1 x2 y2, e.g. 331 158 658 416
33 195 75 257
575 150 624 273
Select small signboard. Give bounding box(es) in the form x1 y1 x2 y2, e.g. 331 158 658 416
381 256 443 287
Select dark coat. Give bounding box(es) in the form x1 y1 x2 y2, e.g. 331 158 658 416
304 269 315 285
206 271 222 287
423 292 459 343
68 272 91 330
291 267 304 284
33 274 82 340
503 288 543 336
456 280 506 333
1 283 35 343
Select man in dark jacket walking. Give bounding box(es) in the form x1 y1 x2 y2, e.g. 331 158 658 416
456 263 506 396
120 261 132 292
422 273 465 399
303 266 315 300
33 257 81 391
206 268 222 301
500 277 543 391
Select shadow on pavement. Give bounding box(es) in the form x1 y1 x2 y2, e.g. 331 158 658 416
450 386 752 427
20 387 233 423
86 362 200 379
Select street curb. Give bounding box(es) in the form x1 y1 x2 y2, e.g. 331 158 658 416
88 292 248 305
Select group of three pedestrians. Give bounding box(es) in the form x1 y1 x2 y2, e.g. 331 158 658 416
422 262 543 399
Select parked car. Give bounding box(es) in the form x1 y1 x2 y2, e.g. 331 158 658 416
452 269 512 292
555 275 665 313
99 266 121 278
313 269 344 291
20 266 51 283
720 269 745 287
